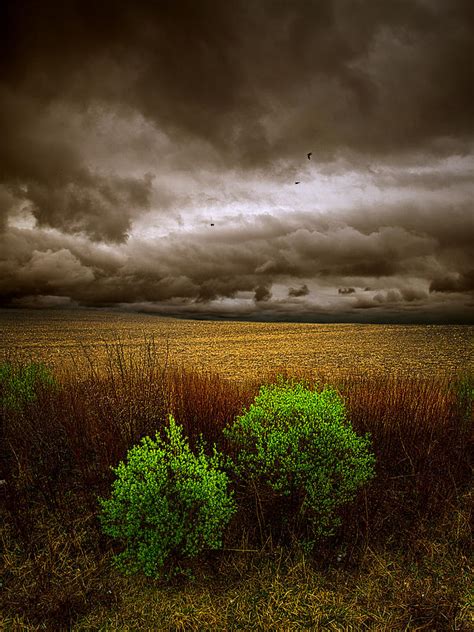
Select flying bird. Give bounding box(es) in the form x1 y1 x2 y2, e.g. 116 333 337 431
295 181 300 184
307 152 312 160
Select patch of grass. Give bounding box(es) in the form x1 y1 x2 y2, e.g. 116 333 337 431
0 346 472 629
0 361 57 411
0 509 115 630
337 373 473 541
3 500 471 630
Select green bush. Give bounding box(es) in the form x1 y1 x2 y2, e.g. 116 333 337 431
0 362 57 411
225 377 375 543
99 415 236 578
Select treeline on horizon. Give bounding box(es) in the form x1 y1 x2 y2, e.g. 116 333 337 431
0 341 472 629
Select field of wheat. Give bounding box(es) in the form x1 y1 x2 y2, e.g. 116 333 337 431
1 309 472 630
1 308 472 380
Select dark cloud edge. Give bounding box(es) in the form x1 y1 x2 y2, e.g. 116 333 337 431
1 303 472 325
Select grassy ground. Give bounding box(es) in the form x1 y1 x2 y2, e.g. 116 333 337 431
1 345 472 630
1 500 472 630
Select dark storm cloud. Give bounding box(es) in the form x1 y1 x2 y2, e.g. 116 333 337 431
2 0 473 196
26 172 153 243
1 0 473 322
288 284 309 297
338 200 474 276
400 287 428 302
2 195 471 317
0 87 153 241
2 0 474 167
353 287 429 309
254 285 272 303
430 270 474 293
338 287 356 295
0 186 16 232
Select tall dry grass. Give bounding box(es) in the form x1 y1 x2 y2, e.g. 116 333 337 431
1 344 472 537
1 342 472 628
334 373 472 546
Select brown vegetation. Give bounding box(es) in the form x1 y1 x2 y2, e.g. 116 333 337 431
1 343 472 630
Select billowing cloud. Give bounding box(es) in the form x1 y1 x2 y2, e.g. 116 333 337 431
254 285 272 303
338 287 356 295
0 1 473 322
430 271 474 293
288 284 309 297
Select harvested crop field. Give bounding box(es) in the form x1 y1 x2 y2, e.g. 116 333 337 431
1 309 472 380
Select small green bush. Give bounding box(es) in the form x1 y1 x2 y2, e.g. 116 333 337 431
99 415 236 578
225 377 375 543
0 362 57 411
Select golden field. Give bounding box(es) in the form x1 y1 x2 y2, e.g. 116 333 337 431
1 308 472 379
1 308 472 630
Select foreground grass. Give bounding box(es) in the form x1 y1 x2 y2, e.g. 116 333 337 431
2 498 472 630
1 346 472 630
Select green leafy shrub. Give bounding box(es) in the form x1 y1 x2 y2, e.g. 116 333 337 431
225 377 375 543
99 415 236 578
0 362 57 411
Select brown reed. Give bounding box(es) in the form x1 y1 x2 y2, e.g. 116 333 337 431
0 344 472 629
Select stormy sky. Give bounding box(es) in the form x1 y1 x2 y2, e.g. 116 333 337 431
1 0 473 322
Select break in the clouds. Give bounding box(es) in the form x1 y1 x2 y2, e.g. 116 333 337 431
0 0 473 323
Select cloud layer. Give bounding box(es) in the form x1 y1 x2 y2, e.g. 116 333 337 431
1 0 473 322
